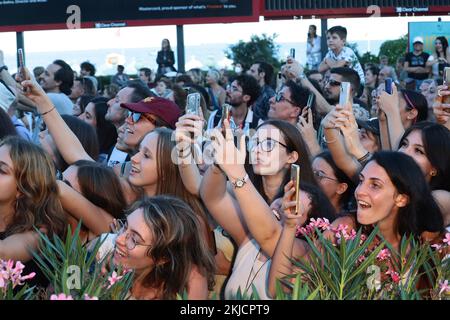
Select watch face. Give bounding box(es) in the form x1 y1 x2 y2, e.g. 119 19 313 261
236 180 244 187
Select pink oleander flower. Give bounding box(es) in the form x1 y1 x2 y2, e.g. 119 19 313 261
357 255 366 264
439 280 450 295
386 269 400 284
107 271 123 289
443 233 450 246
84 294 99 300
432 243 442 251
377 249 391 261
50 293 74 300
0 259 36 288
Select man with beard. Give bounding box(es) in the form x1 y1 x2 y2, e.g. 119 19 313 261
206 74 260 131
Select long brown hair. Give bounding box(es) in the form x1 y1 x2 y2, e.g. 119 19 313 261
153 128 214 248
251 119 318 204
71 160 127 219
131 196 215 299
0 136 66 238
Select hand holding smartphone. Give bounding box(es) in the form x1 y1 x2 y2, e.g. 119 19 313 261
17 48 30 94
290 164 300 215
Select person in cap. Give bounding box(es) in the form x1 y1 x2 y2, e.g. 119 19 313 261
120 96 181 153
404 36 431 91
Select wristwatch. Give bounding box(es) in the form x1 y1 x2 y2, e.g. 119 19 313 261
232 174 249 189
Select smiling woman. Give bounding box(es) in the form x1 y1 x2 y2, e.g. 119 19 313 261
111 195 215 300
355 151 444 250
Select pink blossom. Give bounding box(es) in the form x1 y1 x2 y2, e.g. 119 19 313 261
443 233 450 246
386 269 400 283
0 259 36 288
84 294 99 300
50 293 74 300
107 271 123 288
439 280 450 295
357 255 366 264
377 249 391 261
432 244 442 251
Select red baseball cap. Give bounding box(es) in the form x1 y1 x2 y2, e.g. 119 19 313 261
121 96 181 129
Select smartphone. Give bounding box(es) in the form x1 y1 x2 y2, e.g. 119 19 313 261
290 48 296 59
306 93 315 109
443 67 450 104
18 49 26 80
385 78 393 95
221 103 232 128
338 82 352 109
290 164 300 215
186 92 201 116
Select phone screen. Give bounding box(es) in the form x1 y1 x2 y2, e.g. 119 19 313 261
338 82 352 108
290 164 300 215
186 92 201 116
221 104 232 127
385 78 392 95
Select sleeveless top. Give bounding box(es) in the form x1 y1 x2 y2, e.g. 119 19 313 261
224 238 271 300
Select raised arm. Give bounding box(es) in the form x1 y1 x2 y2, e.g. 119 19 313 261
0 231 39 262
297 107 322 158
268 181 310 297
210 121 282 256
21 68 93 164
199 157 248 247
377 83 405 149
322 106 361 180
175 114 205 197
57 180 114 236
282 58 333 115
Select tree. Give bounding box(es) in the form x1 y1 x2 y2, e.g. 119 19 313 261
346 42 378 67
225 33 281 71
379 35 408 66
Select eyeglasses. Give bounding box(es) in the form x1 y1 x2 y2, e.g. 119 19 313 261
326 79 342 87
226 84 242 93
114 219 153 251
313 170 339 182
248 138 289 152
275 91 296 105
128 111 156 125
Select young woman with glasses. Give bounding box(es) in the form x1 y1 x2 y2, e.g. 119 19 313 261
200 119 336 299
110 196 215 299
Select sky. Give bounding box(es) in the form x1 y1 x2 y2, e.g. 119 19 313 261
0 14 449 74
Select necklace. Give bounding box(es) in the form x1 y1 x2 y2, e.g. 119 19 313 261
243 248 269 295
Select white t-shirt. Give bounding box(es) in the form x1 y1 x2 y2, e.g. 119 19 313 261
325 47 365 84
224 238 272 300
107 147 129 167
47 92 73 115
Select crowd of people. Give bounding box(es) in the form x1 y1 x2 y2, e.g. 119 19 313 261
0 23 449 300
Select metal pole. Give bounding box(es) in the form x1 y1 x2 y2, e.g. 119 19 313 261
16 31 25 68
320 18 328 62
176 25 185 73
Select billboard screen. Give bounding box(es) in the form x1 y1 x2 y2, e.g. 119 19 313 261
0 0 259 32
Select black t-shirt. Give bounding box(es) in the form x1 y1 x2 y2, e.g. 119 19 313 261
405 52 430 80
